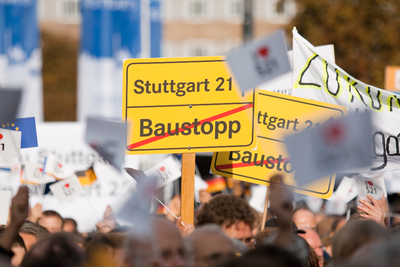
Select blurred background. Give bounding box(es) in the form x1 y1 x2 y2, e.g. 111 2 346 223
2 0 400 122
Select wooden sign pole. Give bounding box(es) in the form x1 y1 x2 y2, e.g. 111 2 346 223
181 153 196 224
260 186 270 231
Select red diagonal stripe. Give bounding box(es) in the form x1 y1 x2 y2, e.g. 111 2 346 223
216 158 289 170
127 103 253 149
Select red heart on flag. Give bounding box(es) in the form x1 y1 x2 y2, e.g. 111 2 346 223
0 134 3 140
159 166 166 172
323 122 346 146
58 163 62 168
258 46 269 58
367 181 373 186
64 183 70 188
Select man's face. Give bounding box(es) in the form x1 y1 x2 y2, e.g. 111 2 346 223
300 230 324 267
190 232 235 267
63 221 76 233
19 233 37 251
222 221 253 248
124 219 187 267
38 216 63 234
293 209 317 231
154 220 187 267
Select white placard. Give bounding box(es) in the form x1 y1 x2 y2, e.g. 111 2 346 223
0 190 11 225
0 129 21 159
285 112 372 186
144 156 181 188
226 30 291 92
50 177 85 203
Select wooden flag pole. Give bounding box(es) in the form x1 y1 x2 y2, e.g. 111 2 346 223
260 186 270 231
181 153 196 224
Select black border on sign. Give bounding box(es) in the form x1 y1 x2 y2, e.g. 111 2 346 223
124 59 256 152
212 92 346 196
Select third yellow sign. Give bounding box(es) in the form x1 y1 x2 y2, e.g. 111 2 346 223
211 91 347 199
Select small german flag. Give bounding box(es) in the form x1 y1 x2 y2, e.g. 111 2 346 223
206 176 227 193
76 166 97 186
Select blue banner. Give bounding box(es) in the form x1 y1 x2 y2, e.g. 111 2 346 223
0 0 43 121
78 0 162 120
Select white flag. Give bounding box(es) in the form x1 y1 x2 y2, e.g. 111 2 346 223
354 173 387 201
85 117 127 171
285 112 372 186
49 177 84 203
23 162 54 185
44 154 75 179
226 29 291 92
117 174 157 236
325 176 358 215
144 156 181 188
0 128 21 159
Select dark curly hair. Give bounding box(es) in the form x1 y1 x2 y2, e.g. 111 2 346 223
194 194 256 229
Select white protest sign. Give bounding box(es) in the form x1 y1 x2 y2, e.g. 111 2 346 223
249 184 268 213
85 117 127 171
0 190 11 225
354 173 387 201
292 29 400 172
259 44 335 95
23 162 54 184
44 154 75 180
125 168 148 184
0 129 21 159
304 196 324 213
285 112 372 186
227 29 291 92
50 177 85 203
325 176 358 215
117 174 157 233
18 122 140 233
144 156 181 189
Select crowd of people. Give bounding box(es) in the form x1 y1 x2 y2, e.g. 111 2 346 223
0 175 398 267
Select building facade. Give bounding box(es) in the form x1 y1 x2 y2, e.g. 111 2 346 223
37 0 295 57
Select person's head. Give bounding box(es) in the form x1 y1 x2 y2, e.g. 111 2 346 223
348 238 400 267
19 221 51 251
124 217 187 267
194 195 256 248
218 244 302 267
292 208 317 232
62 218 78 234
303 237 320 267
332 220 389 264
185 224 235 267
254 228 278 248
86 232 125 266
299 229 323 267
20 232 85 267
0 228 27 267
38 210 63 234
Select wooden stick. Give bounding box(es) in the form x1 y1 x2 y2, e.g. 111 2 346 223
181 153 195 224
260 185 270 231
